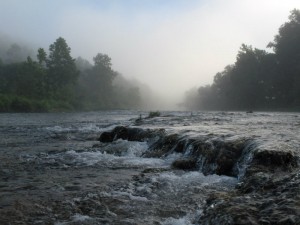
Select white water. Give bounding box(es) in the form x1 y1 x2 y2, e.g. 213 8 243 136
1 110 299 225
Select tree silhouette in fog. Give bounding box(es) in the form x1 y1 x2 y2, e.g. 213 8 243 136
0 38 141 112
184 9 300 111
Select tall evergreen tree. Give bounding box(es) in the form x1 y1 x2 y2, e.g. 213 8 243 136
46 37 78 100
37 48 47 66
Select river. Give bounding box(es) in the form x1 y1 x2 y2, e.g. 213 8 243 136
0 111 299 224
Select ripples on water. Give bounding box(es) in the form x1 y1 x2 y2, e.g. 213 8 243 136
0 111 299 224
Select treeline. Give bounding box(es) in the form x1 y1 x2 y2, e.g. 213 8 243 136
184 9 300 111
0 37 141 112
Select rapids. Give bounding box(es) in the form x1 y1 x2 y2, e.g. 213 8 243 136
0 111 299 224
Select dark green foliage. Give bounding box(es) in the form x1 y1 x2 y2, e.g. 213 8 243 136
0 95 42 112
37 48 47 65
0 37 141 112
76 53 116 110
46 37 79 101
76 53 141 110
185 9 300 111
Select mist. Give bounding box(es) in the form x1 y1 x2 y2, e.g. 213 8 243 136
1 0 300 109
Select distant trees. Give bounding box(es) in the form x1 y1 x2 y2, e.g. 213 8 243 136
37 48 47 65
184 9 300 111
46 37 79 101
77 53 117 109
268 9 300 106
77 53 141 110
0 37 141 112
0 42 34 64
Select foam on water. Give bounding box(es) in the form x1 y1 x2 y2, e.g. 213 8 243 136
60 141 167 168
44 123 116 133
162 210 202 225
71 214 92 222
54 214 92 225
2 111 299 225
64 149 167 168
151 171 237 191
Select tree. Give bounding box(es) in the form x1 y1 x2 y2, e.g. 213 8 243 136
186 44 279 110
46 37 78 100
75 57 92 72
93 53 112 68
268 9 300 107
37 48 47 65
77 53 119 109
16 57 46 98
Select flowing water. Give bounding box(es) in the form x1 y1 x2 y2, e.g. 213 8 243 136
0 111 299 224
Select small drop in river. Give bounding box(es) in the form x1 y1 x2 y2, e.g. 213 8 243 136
0 111 299 224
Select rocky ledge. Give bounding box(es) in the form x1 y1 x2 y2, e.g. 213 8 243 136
99 126 300 225
199 149 299 225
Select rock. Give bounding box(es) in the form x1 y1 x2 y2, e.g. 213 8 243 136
199 172 300 225
99 126 249 177
199 147 300 225
144 134 179 158
171 158 197 170
249 149 298 173
98 131 114 142
98 126 165 143
188 139 247 176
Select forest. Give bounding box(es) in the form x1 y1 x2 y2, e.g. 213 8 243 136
0 37 142 112
1 9 300 112
184 9 300 111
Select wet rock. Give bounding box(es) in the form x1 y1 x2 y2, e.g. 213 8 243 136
144 134 179 158
98 126 300 225
98 126 165 143
187 139 247 176
146 134 248 176
171 158 197 170
199 172 300 225
98 131 114 142
247 149 298 174
199 148 300 225
142 168 170 174
100 126 249 176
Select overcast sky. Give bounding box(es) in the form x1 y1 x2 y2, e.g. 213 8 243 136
1 0 300 104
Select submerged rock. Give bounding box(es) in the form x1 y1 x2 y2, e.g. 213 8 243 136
99 126 165 143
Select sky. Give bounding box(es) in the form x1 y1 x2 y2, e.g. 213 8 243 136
1 0 300 105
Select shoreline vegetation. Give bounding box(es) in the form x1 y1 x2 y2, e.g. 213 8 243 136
183 9 300 112
0 37 142 113
1 9 300 113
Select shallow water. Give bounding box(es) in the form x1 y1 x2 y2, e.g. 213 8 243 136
0 111 299 224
